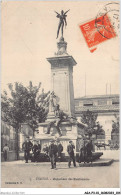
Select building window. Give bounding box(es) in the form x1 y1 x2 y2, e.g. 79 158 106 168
83 100 93 106
112 99 119 105
83 103 93 106
112 102 119 105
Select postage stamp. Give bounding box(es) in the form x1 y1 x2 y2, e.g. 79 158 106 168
79 2 119 52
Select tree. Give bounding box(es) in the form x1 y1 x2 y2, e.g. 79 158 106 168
80 109 104 138
112 115 119 134
1 81 50 159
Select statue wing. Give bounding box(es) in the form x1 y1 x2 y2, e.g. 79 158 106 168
55 11 60 18
64 9 70 15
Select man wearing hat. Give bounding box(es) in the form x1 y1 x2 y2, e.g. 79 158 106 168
22 136 33 163
79 139 87 164
86 139 93 163
67 140 76 168
57 140 63 161
48 140 58 169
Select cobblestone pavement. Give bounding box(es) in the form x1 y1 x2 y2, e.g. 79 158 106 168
1 160 119 188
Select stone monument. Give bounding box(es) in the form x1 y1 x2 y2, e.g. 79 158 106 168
35 10 86 154
47 37 76 119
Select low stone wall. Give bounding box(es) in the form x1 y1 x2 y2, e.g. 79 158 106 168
1 151 17 162
1 151 26 161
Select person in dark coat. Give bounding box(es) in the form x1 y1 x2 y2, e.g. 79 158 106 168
67 140 76 168
79 141 87 164
32 140 41 162
57 140 63 161
48 140 58 169
22 136 33 163
86 140 93 163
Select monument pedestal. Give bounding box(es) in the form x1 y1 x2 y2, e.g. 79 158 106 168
47 37 76 118
35 120 85 154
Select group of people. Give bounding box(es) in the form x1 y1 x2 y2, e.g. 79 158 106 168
48 139 77 169
43 140 63 161
22 136 77 169
42 139 76 169
3 137 93 168
22 136 93 168
22 136 64 166
48 139 93 168
79 139 93 164
22 136 41 163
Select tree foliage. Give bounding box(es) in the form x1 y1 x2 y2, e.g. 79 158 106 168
112 115 119 134
1 82 50 135
80 109 104 137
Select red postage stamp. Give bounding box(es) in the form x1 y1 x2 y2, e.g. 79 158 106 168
79 14 116 52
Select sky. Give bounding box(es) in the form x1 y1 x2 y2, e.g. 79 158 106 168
1 1 120 98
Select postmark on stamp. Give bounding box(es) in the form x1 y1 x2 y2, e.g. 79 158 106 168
95 2 119 38
79 2 119 52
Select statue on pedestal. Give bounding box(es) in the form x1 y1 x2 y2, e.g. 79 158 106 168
48 91 59 114
55 9 70 39
46 104 68 136
46 91 70 136
46 91 79 136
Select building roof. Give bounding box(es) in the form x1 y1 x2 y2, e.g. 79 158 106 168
75 94 119 100
75 104 119 113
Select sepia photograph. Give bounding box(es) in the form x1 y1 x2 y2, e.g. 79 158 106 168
1 0 120 190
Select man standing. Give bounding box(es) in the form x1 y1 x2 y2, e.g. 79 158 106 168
32 140 41 162
3 144 9 161
22 136 33 163
86 140 93 163
57 140 63 161
48 140 58 169
67 140 76 168
79 140 87 164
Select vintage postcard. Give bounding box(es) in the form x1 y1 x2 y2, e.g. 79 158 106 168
1 0 120 193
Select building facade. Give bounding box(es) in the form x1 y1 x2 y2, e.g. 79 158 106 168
74 94 119 144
